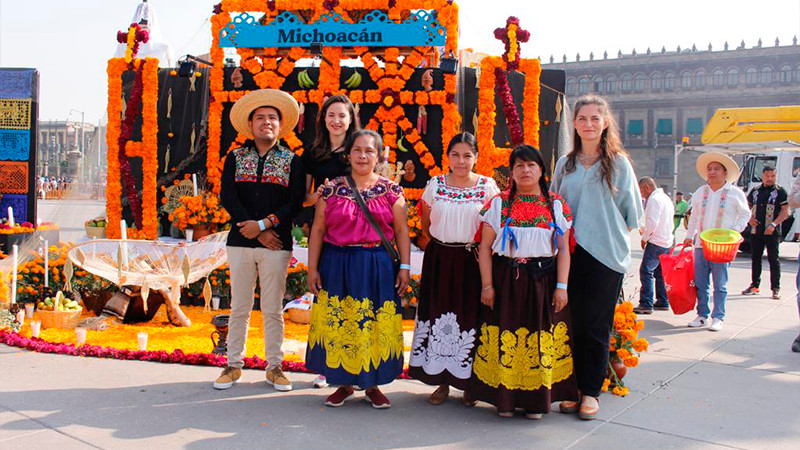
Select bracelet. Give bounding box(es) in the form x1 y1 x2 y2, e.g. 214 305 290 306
556 282 568 290
481 285 493 292
257 220 266 231
267 214 280 228
399 264 412 271
770 222 777 228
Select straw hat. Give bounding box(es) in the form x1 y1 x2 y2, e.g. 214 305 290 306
696 151 740 184
229 89 299 140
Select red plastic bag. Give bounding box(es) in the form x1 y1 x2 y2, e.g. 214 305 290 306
658 244 697 315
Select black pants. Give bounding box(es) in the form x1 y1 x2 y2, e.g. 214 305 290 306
750 235 780 290
568 245 624 398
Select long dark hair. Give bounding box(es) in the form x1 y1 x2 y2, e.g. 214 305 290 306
565 95 629 192
446 132 478 156
506 144 557 252
311 94 358 161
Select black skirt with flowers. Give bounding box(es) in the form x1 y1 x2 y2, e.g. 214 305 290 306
469 255 579 413
408 239 482 391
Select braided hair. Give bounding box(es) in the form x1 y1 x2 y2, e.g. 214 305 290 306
505 145 558 253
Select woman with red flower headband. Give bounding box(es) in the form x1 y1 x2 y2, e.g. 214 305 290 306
470 145 578 419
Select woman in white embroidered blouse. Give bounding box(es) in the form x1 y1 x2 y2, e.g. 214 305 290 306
408 132 499 406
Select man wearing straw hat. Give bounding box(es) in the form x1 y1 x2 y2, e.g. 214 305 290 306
215 89 305 391
684 152 750 332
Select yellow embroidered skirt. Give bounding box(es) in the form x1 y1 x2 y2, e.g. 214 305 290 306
470 255 579 413
306 245 404 388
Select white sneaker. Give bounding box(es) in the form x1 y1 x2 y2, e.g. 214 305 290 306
688 315 708 328
313 375 328 388
709 318 724 331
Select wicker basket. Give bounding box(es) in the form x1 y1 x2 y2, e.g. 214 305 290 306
37 308 83 329
85 225 107 239
287 308 311 324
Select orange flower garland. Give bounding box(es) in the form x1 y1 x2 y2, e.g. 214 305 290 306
169 194 231 231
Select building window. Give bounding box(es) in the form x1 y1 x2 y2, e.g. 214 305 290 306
681 71 692 89
566 78 576 95
780 65 792 83
712 69 725 87
687 117 704 135
761 66 772 84
726 68 738 86
593 76 603 92
654 156 672 178
634 73 646 91
605 76 616 92
656 119 673 135
664 72 675 90
651 72 662 90
578 78 589 94
695 70 706 88
621 74 632 91
628 119 644 137
745 67 758 85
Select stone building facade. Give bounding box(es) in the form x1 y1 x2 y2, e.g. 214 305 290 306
543 38 800 194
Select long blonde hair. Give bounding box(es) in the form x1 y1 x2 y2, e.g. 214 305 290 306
565 95 629 192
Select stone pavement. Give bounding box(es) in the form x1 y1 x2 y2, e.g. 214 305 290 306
2 213 798 449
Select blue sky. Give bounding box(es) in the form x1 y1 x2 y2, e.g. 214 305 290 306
1 0 798 124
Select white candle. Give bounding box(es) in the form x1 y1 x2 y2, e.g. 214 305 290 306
11 244 18 304
75 327 87 345
212 295 220 310
192 174 198 196
30 320 41 338
44 240 49 288
24 302 34 318
7 207 14 227
36 217 41 227
120 220 128 240
185 228 194 242
137 331 148 351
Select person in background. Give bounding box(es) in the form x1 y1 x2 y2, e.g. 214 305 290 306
741 166 789 300
684 152 750 332
550 95 643 420
214 89 305 392
786 174 800 352
673 192 689 235
635 177 675 314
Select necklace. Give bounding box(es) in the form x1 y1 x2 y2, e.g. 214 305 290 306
578 152 600 166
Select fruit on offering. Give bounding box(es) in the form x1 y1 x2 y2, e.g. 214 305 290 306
38 291 81 312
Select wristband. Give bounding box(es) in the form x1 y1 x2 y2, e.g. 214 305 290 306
267 214 280 228
556 282 568 290
770 222 777 228
481 285 493 292
399 264 412 271
257 220 266 231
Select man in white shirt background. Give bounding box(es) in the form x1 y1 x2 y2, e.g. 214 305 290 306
684 152 750 332
635 177 675 315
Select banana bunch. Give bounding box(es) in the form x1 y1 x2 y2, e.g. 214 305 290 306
297 69 316 89
38 291 81 312
344 70 363 89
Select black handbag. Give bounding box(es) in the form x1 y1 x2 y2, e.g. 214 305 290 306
345 175 401 271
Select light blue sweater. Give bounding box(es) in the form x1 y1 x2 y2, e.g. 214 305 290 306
551 154 644 274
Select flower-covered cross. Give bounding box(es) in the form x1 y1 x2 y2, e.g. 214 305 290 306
116 23 150 65
493 16 530 71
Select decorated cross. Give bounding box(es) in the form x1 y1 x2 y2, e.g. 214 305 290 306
117 23 150 65
493 17 530 71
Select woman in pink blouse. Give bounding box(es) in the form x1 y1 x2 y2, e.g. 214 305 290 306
305 129 411 409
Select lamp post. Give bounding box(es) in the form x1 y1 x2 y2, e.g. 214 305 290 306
673 136 690 200
70 109 85 182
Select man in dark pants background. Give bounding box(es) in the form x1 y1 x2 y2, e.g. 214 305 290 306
742 166 789 300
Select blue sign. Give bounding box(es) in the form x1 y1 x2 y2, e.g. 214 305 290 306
219 10 446 48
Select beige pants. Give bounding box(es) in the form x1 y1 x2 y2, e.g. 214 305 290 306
226 246 291 369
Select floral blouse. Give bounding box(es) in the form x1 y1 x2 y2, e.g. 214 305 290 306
319 176 404 246
420 175 500 243
479 192 573 258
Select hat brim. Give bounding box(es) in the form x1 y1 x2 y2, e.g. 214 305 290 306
696 152 740 184
229 89 299 140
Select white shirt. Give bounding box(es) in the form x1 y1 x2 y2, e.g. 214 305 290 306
641 188 675 248
686 182 750 244
421 175 499 243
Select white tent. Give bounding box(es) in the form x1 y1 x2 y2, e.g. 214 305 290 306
114 1 173 67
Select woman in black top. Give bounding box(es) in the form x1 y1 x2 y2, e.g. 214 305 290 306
302 95 359 204
300 94 359 389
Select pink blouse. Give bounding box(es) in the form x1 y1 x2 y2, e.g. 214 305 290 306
320 176 404 246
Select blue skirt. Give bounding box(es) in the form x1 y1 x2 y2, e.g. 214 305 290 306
305 244 404 388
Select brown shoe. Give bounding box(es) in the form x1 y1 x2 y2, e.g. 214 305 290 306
461 389 477 407
364 387 391 409
325 386 355 407
428 385 449 405
265 366 292 392
559 400 580 413
212 366 242 390
578 396 599 420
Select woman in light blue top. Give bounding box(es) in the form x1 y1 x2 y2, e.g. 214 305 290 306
550 95 643 420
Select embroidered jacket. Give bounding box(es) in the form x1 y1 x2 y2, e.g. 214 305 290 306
220 142 305 250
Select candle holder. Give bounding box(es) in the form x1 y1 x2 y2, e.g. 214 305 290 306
210 314 230 355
